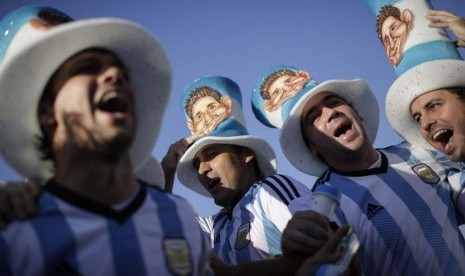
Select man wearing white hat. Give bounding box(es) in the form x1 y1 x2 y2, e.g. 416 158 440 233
162 75 313 273
373 1 465 223
252 65 465 275
0 6 211 275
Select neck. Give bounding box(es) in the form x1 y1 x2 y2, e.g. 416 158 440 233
224 171 260 218
328 146 379 173
53 153 137 206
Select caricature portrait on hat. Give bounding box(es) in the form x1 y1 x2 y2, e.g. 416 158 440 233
0 5 171 182
177 75 277 197
252 65 379 176
363 0 465 150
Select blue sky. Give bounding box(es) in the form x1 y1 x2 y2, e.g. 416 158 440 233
1 0 464 216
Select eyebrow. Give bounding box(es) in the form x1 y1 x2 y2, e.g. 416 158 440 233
305 94 341 119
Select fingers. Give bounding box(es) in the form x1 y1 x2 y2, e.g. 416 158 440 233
0 180 40 225
282 210 332 255
162 134 201 172
427 10 459 21
184 133 202 145
323 224 350 252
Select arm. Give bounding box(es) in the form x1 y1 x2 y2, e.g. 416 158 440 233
161 134 200 193
215 226 356 276
427 10 465 47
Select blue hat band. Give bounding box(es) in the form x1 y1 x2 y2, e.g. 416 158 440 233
395 40 463 76
202 119 248 139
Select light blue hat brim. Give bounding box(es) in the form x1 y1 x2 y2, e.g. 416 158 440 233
280 79 379 177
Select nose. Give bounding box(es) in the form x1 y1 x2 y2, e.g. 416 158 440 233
98 67 125 85
420 114 435 131
198 160 211 176
203 112 213 124
322 106 338 123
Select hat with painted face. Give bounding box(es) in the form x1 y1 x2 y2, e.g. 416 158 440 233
177 75 277 197
363 0 465 149
0 6 171 182
252 65 379 176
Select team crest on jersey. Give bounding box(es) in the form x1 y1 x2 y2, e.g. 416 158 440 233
163 238 192 275
234 222 251 249
412 163 440 184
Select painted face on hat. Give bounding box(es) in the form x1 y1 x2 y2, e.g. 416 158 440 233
410 88 465 162
5 9 72 60
186 87 232 136
300 92 369 166
377 6 413 66
30 9 71 29
262 70 310 112
39 49 136 160
193 144 255 209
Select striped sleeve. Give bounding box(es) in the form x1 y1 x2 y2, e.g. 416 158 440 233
258 174 312 232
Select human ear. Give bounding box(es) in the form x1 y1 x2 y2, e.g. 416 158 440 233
38 112 57 142
220 96 233 114
242 147 256 164
402 9 413 28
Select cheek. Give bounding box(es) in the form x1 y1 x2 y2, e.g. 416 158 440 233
193 120 205 129
214 107 226 116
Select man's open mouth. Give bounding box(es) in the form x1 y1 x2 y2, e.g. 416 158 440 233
97 91 128 113
207 178 221 191
334 121 352 138
432 129 453 145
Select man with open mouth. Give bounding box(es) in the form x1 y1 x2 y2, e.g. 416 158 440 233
252 65 465 275
162 75 315 274
0 6 211 275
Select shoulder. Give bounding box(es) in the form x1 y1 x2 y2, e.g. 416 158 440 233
145 185 198 216
256 174 311 205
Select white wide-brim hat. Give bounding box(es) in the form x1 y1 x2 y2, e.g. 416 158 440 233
280 79 379 176
386 60 465 149
0 18 171 182
136 155 165 188
177 135 277 197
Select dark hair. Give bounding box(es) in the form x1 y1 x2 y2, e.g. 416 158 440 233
232 145 264 180
184 86 222 120
260 69 295 100
447 87 465 101
376 5 401 41
36 48 127 162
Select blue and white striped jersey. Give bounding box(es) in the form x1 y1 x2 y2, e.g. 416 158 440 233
290 142 465 276
0 181 212 276
431 155 465 221
197 174 311 265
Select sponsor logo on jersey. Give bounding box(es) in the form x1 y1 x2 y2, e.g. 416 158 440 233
366 203 385 220
412 163 440 184
234 222 251 249
163 238 192 275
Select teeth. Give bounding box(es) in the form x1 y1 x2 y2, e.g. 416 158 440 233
102 91 118 102
432 129 448 141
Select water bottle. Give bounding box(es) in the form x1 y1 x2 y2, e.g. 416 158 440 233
312 186 360 276
311 185 341 218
